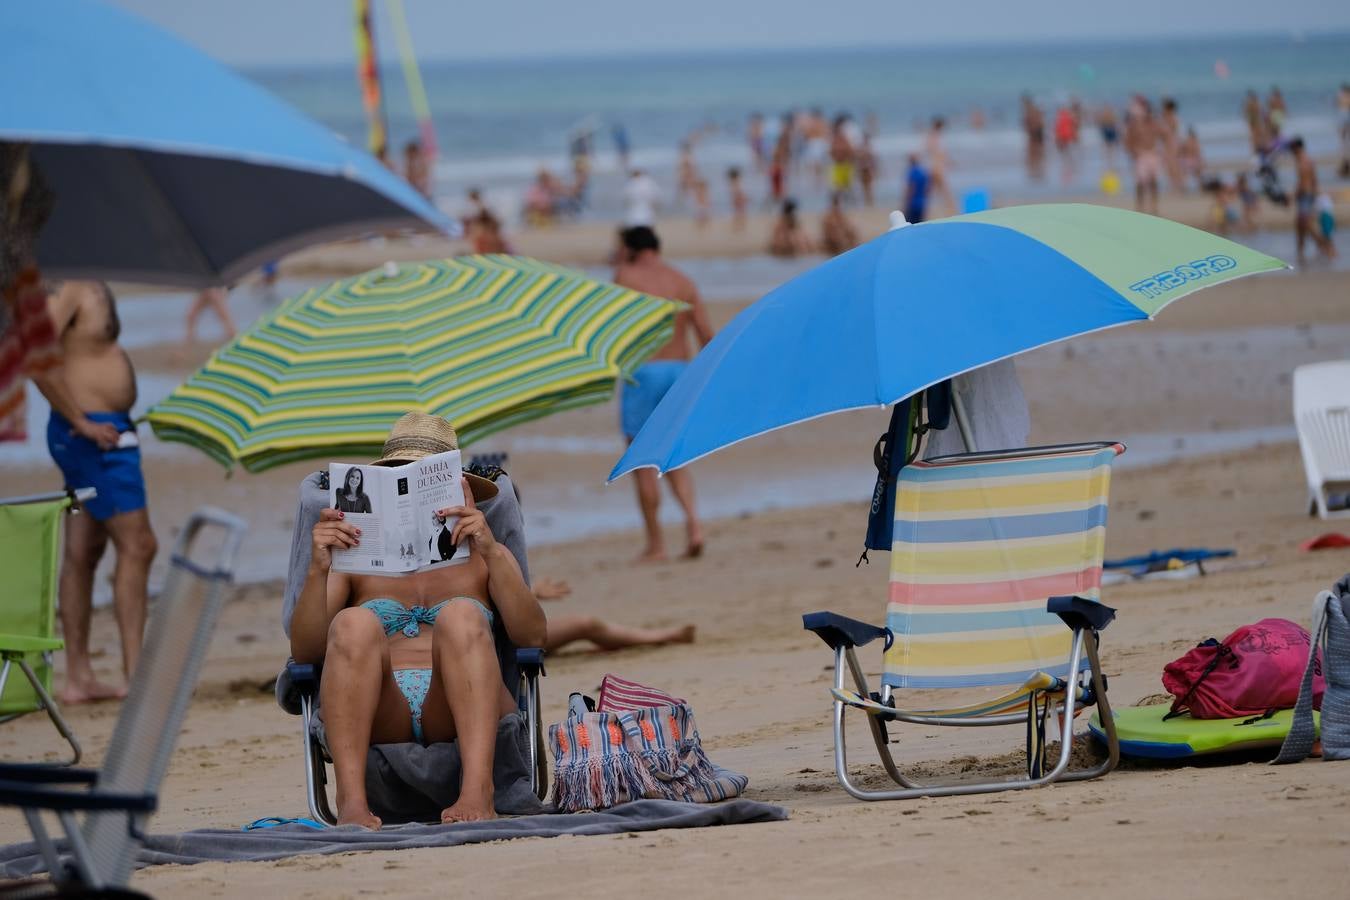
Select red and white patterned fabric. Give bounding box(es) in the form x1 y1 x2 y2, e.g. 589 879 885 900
596 673 684 713
0 267 61 443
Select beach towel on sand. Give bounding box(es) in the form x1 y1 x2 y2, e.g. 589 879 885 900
0 799 787 875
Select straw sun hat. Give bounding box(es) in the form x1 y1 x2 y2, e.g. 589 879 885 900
369 412 499 501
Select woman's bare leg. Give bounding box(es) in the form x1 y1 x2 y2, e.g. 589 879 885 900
319 607 409 829
421 601 511 823
545 614 696 653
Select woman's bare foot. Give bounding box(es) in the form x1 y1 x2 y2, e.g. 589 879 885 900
533 577 572 601
441 785 496 823
668 624 696 644
635 547 668 564
681 541 704 560
59 678 126 705
335 801 382 830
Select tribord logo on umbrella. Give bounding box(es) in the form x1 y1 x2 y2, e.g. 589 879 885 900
1127 254 1238 300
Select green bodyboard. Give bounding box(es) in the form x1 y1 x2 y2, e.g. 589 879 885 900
1088 702 1319 759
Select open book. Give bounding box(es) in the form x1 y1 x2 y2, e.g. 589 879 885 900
328 450 470 575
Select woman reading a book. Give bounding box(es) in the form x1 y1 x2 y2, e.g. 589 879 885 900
290 413 546 829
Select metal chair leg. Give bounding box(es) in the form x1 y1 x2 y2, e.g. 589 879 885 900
16 657 82 766
300 696 336 826
1057 631 1119 783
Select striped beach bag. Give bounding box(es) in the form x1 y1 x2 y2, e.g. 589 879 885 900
549 675 748 812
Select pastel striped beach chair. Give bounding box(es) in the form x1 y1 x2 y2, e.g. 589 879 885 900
804 442 1124 800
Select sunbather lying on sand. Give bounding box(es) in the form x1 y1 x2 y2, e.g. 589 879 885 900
533 577 696 652
290 414 546 829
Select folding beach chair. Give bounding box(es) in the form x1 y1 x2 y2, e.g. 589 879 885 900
274 466 547 825
0 508 245 895
0 488 96 766
804 442 1124 800
1293 360 1350 519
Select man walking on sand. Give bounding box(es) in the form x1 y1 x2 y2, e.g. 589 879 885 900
34 281 157 703
613 226 714 563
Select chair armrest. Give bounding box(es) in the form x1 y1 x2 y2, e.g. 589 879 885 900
0 763 98 784
515 647 545 678
0 779 156 813
802 612 891 650
1048 596 1116 633
276 660 319 715
0 635 64 653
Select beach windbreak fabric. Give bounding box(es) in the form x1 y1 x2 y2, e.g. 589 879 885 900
147 256 682 472
884 443 1122 689
610 203 1285 480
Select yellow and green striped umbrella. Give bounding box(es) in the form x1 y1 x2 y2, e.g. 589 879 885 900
147 255 683 472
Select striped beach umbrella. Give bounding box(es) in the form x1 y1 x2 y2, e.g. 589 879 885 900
147 256 683 472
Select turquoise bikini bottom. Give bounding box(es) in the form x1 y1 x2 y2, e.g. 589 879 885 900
360 597 494 744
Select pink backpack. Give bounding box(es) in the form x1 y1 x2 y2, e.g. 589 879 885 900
1162 618 1325 720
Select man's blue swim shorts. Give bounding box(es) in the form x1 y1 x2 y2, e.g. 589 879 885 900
620 360 687 440
46 411 147 521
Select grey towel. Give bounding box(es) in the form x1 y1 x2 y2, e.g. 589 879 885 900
1274 573 1350 764
922 359 1031 459
0 800 788 875
359 712 546 823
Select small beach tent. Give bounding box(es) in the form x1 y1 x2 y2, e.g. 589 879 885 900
804 442 1123 800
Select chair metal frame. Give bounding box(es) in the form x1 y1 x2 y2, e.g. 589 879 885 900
0 507 246 894
0 488 97 766
805 441 1123 800
812 610 1119 801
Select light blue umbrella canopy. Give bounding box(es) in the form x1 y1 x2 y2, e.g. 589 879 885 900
610 204 1287 480
1 0 457 288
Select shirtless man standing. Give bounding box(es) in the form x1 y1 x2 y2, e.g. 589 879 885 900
34 281 157 703
613 226 715 562
1124 97 1163 215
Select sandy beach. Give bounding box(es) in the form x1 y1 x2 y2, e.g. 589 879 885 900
283 187 1350 275
2 228 1348 897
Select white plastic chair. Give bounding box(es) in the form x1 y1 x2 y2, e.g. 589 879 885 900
1294 361 1350 519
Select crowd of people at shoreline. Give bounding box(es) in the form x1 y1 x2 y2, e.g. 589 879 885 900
420 83 1346 268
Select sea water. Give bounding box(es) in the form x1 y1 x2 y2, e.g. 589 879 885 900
248 34 1350 220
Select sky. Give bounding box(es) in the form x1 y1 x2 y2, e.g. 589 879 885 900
111 0 1350 68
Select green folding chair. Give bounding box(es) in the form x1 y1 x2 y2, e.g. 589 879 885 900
0 489 94 765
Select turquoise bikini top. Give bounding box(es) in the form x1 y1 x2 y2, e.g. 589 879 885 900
360 597 494 638
361 598 449 638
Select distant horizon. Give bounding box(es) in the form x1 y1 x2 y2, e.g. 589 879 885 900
110 0 1350 68
238 29 1350 73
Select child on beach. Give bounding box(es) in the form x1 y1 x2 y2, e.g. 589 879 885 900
820 193 860 256
727 167 748 230
1236 172 1259 231
1209 178 1240 235
769 199 813 258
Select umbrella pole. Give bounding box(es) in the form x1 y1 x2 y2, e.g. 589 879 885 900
951 389 975 453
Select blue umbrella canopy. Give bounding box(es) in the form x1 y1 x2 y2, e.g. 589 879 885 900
610 204 1286 480
1 0 456 288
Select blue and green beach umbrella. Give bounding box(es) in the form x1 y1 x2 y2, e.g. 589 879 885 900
148 256 683 472
611 204 1287 479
